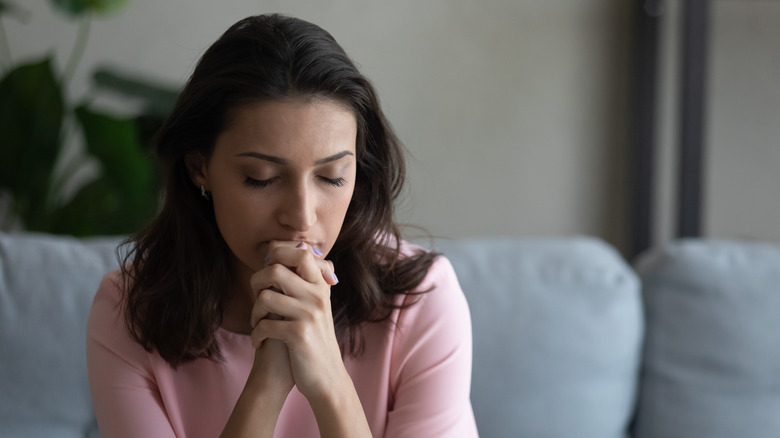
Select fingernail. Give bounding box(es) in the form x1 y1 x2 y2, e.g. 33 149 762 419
313 247 322 256
296 242 304 248
332 272 339 283
264 254 270 264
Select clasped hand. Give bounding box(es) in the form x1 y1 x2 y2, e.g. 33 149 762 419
247 241 343 402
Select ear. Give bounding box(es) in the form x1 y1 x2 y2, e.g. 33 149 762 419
184 153 208 189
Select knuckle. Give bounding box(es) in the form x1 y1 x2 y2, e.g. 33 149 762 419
250 303 262 318
257 290 273 306
300 305 316 322
249 271 265 289
312 294 328 312
291 324 309 344
268 264 287 277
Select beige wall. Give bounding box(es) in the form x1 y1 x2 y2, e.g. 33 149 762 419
706 1 780 243
654 0 780 247
5 0 634 251
11 1 778 254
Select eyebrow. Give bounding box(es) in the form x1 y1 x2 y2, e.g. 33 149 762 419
236 150 354 165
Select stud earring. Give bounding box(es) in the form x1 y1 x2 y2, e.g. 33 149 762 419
200 184 210 200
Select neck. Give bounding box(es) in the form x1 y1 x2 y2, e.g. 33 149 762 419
221 258 256 334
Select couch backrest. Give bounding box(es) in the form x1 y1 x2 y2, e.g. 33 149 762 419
633 239 780 438
0 232 123 438
1 232 643 438
433 237 643 438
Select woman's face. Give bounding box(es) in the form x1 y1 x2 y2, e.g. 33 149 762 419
189 98 357 279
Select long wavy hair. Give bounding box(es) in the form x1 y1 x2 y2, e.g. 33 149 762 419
120 14 438 367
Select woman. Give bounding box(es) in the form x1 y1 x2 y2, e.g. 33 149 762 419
86 14 478 437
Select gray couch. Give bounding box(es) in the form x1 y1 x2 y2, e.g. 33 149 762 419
1 231 779 437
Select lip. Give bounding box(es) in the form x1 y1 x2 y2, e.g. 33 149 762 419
290 237 320 248
265 239 321 248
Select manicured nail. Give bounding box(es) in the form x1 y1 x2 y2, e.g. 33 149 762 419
331 272 339 283
313 247 323 256
264 254 270 264
296 242 304 248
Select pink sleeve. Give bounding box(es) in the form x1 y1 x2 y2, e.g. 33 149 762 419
384 256 480 437
86 272 177 438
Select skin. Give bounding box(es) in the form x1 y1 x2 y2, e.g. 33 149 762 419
185 98 371 437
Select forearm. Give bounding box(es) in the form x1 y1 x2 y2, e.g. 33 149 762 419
221 341 292 438
220 375 288 438
309 370 372 438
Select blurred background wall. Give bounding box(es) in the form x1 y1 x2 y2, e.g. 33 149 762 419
653 0 780 251
2 0 778 256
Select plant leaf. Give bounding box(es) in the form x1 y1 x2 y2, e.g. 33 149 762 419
88 0 128 15
133 114 165 149
49 0 128 17
48 174 155 235
1 1 31 21
47 177 117 236
0 57 64 223
92 67 179 119
48 0 89 16
74 105 158 218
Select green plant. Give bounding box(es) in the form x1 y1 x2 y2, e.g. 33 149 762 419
0 0 178 236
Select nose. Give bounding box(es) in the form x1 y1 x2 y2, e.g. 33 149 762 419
278 180 317 231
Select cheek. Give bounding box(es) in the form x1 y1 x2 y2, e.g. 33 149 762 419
329 185 356 226
211 200 240 242
212 190 258 237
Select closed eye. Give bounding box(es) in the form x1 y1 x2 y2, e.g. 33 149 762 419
319 176 347 187
244 177 276 189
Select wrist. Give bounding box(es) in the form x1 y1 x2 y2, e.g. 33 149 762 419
247 344 294 402
306 368 358 412
246 370 291 402
307 371 372 438
222 373 288 438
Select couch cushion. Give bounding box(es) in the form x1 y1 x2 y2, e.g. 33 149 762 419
633 239 780 438
0 232 124 438
432 237 643 438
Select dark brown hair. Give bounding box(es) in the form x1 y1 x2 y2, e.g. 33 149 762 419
120 14 438 367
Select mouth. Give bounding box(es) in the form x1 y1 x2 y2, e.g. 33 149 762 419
262 239 322 249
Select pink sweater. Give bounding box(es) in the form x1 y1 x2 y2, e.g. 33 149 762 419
86 256 479 437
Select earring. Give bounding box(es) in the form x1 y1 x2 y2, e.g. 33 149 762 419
200 184 210 200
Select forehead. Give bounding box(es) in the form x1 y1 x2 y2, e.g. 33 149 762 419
215 98 358 158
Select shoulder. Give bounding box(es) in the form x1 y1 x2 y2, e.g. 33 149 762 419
87 269 130 340
381 248 477 434
90 269 127 320
399 252 471 328
87 269 151 367
391 248 473 361
397 240 467 308
378 238 465 310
